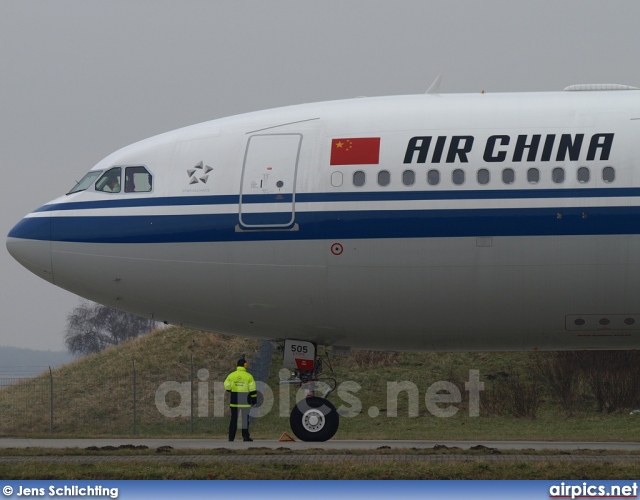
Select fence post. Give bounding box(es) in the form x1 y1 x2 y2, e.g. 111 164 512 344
48 366 53 433
190 354 194 433
133 359 137 436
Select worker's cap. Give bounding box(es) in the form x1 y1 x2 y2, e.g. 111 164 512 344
237 358 246 367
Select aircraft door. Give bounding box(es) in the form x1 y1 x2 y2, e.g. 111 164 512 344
239 133 302 228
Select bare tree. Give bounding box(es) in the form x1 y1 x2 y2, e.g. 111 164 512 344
64 301 158 355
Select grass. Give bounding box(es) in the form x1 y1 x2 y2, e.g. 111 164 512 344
2 333 640 479
1 459 639 480
0 447 638 457
1 326 640 442
0 327 258 437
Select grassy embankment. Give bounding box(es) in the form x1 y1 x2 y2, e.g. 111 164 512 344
1 326 639 441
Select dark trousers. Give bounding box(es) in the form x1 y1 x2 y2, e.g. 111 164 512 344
229 406 250 440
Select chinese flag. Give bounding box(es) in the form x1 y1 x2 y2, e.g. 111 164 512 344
330 137 380 165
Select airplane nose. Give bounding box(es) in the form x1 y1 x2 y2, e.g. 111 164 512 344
6 213 54 284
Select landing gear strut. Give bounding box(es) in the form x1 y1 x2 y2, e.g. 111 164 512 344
280 340 339 442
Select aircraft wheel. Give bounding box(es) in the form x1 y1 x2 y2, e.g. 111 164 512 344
289 396 339 442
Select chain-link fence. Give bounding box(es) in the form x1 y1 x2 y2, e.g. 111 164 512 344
0 349 275 437
0 368 53 434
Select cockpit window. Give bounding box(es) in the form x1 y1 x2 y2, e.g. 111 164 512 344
67 170 103 194
95 167 122 193
68 165 152 196
125 166 152 192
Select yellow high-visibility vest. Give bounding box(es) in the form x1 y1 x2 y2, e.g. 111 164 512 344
224 367 257 408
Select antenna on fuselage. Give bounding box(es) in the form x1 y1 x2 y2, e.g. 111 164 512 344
426 75 443 94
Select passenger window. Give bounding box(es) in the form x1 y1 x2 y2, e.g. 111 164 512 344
552 167 565 184
603 166 615 183
331 171 343 187
577 167 590 183
527 168 540 184
452 169 465 185
477 169 490 185
378 170 390 187
95 167 122 193
502 168 515 185
402 169 415 186
427 169 440 186
125 166 153 192
353 171 365 187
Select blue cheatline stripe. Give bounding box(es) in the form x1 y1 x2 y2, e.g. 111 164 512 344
32 187 640 212
7 216 51 241
9 206 640 243
33 194 238 212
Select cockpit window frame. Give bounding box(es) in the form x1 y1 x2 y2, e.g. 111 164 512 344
95 167 123 194
68 165 154 196
67 170 103 195
124 165 154 193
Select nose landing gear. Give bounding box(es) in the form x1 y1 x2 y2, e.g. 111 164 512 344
280 340 339 442
290 396 339 442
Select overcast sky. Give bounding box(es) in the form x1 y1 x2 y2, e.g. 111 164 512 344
1 0 639 351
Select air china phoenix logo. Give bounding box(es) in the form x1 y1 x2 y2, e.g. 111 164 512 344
187 161 212 184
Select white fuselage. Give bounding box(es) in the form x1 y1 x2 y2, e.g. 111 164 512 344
7 90 640 351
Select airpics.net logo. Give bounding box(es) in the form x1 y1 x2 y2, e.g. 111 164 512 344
549 482 638 499
154 369 484 419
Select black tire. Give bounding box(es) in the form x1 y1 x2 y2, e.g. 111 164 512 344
289 396 339 442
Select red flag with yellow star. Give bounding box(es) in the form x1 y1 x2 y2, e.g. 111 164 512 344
330 137 380 165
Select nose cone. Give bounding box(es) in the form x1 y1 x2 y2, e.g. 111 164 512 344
6 214 53 283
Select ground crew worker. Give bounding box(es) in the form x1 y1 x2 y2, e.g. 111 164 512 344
224 358 258 442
